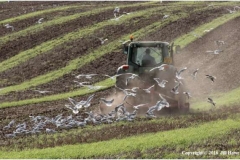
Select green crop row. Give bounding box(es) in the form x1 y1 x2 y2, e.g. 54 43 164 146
0 4 194 97
0 2 157 46
0 5 236 108
2 106 240 152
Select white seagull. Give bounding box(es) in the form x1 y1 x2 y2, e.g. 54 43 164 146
183 92 192 99
176 67 187 80
142 84 155 94
154 78 168 88
4 24 14 31
75 74 98 79
37 18 44 24
33 89 52 94
206 50 223 54
100 98 114 107
149 64 167 72
171 82 180 94
191 68 199 79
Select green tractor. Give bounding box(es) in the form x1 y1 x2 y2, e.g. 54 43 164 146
101 36 189 115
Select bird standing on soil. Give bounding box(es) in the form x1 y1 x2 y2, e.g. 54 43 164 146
33 89 52 94
206 75 216 83
214 40 225 48
206 49 223 54
3 120 15 130
162 14 170 20
203 28 213 33
207 98 216 106
75 74 98 79
113 7 120 18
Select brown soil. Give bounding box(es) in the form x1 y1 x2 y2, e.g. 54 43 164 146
0 3 240 152
0 4 156 63
0 7 227 102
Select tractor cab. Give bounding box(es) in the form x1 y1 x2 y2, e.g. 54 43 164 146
118 37 174 75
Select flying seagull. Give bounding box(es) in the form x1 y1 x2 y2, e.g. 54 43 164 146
207 97 216 106
37 18 44 24
191 68 199 79
162 14 170 19
142 84 155 94
100 98 114 107
92 36 108 44
154 78 168 88
171 82 180 94
4 24 14 31
206 75 216 83
176 67 187 80
149 64 167 72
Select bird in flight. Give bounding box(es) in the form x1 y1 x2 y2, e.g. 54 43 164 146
4 24 14 31
154 78 168 88
100 98 114 107
93 36 108 45
33 89 52 94
207 98 216 106
149 64 167 72
37 18 44 24
206 75 216 83
176 67 187 80
191 68 199 79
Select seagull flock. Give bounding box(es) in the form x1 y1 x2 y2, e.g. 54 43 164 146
2 61 218 138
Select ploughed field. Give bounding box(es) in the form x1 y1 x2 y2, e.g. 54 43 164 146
0 1 240 158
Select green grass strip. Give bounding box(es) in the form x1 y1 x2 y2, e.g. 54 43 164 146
0 4 168 74
0 78 115 108
0 5 80 25
0 5 228 106
0 2 157 46
0 11 198 106
0 118 239 158
0 5 235 108
191 87 240 111
174 11 240 49
0 6 190 96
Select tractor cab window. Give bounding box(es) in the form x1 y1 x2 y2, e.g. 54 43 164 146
132 47 163 67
